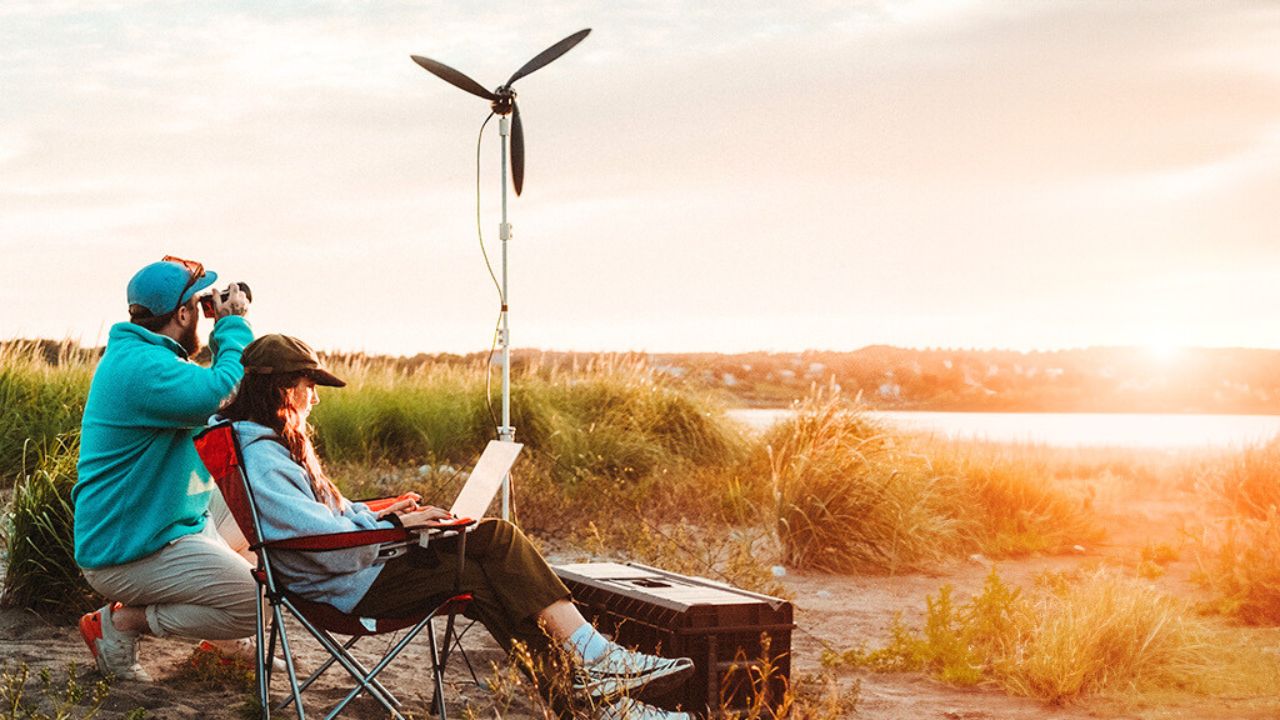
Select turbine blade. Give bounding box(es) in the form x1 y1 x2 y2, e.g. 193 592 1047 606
511 102 525 196
506 28 591 86
410 55 497 100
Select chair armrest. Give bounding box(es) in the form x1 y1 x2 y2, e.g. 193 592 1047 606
420 517 477 531
258 527 413 552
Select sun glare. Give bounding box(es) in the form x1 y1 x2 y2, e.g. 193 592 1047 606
1144 341 1183 363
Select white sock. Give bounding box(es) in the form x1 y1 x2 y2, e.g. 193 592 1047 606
565 623 611 664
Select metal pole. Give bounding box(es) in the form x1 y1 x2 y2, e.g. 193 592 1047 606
498 116 515 521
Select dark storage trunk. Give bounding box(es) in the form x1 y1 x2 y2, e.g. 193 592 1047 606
554 562 794 716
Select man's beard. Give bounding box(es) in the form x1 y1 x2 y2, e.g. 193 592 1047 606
179 320 201 356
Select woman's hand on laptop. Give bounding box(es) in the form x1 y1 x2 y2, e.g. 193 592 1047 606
374 492 423 518
399 505 455 528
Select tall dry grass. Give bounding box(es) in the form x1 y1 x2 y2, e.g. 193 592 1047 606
0 342 93 485
1194 439 1280 624
761 387 962 572
756 387 1098 572
927 443 1103 557
1204 440 1280 520
828 568 1280 704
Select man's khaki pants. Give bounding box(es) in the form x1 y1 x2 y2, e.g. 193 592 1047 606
81 490 257 640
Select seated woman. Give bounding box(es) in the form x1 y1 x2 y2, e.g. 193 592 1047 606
216 335 692 720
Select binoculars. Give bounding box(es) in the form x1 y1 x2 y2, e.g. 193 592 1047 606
198 282 253 318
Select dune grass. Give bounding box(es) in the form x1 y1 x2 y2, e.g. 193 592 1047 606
1203 439 1280 520
827 567 1280 704
1188 438 1280 624
313 354 744 480
0 433 99 617
0 342 93 486
926 443 1103 557
310 357 491 464
759 387 961 572
754 387 1099 573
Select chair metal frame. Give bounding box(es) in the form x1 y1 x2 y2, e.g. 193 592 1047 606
194 421 475 720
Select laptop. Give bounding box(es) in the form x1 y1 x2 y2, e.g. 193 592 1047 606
377 441 523 553
445 440 523 522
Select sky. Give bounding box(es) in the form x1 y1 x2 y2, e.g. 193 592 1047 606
2 1 1279 356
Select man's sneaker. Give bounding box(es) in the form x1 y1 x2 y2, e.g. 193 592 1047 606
573 645 694 700
196 638 287 672
599 696 693 720
79 604 152 682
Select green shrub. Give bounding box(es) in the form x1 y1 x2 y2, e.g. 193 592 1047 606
0 342 93 486
0 660 111 720
312 354 745 485
2 433 99 616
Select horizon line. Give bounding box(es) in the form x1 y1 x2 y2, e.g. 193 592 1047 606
5 336 1280 358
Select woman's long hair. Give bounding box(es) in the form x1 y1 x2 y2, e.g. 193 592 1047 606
221 371 346 510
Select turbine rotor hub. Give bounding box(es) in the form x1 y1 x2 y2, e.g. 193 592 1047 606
490 87 516 115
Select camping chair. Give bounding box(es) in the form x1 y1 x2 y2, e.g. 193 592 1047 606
194 421 476 720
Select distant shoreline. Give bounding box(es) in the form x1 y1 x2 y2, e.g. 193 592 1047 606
725 401 1280 417
8 339 1280 416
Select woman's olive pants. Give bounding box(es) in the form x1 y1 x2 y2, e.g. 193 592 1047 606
352 518 572 659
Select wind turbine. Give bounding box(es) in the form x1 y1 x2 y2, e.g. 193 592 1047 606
411 29 591 520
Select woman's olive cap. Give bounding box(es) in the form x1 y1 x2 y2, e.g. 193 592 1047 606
240 334 346 387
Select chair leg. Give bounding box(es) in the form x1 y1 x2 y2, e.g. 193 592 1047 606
451 619 484 688
274 606 307 720
427 620 448 720
439 608 457 668
266 615 280 680
255 591 269 720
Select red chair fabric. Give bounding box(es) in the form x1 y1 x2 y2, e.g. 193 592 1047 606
194 423 261 547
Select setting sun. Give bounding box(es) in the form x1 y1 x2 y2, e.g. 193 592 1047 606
1144 340 1185 364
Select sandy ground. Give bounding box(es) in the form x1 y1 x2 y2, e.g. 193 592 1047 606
4 494 1279 719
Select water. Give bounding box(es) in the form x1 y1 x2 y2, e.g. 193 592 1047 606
725 409 1280 449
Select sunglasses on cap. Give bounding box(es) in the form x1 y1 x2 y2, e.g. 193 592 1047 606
161 255 204 316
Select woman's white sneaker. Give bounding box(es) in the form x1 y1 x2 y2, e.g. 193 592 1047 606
573 645 694 700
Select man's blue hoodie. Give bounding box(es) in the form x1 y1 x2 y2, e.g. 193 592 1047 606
73 316 253 569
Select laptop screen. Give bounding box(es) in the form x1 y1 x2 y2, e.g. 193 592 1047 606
449 440 523 519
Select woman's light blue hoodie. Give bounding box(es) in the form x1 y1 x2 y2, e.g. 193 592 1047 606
223 417 393 614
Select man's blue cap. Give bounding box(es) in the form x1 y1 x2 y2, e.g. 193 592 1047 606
126 260 218 316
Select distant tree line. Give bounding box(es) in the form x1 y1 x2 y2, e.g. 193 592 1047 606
9 340 1280 413
648 346 1280 413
